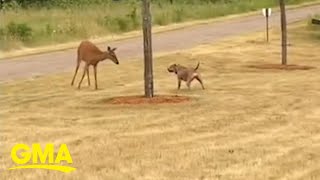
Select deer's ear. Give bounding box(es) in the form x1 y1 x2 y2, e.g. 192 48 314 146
111 47 117 51
107 46 111 51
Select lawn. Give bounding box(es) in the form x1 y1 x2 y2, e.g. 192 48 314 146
1 23 320 179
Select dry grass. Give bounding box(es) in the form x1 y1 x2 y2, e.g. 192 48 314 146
1 24 320 180
104 95 191 105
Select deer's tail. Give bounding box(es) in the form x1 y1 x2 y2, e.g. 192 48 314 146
194 62 200 71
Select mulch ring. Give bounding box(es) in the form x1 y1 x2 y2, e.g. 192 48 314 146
103 95 192 105
246 64 316 71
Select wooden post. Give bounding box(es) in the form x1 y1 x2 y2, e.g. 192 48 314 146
262 8 271 42
279 0 287 65
266 15 269 42
142 0 154 98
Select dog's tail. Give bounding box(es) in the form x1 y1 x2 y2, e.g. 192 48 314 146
194 62 200 71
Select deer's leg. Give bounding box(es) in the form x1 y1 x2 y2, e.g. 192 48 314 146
71 61 80 86
78 64 88 89
86 66 91 86
94 65 98 90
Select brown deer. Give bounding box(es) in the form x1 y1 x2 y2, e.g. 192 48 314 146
71 41 119 90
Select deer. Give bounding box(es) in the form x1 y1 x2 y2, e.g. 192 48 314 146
71 40 119 90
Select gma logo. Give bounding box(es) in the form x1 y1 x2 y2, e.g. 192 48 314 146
9 143 76 173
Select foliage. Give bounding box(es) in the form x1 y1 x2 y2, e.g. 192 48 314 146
6 22 33 41
1 0 112 8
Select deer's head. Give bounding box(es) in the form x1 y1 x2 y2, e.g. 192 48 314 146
106 46 119 65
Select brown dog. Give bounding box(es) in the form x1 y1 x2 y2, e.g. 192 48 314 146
167 62 205 90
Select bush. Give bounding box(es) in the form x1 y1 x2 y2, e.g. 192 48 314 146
173 7 184 23
6 22 33 41
45 23 54 35
1 0 20 11
101 12 140 33
1 0 111 8
0 27 5 40
100 16 118 32
154 12 170 26
127 5 139 29
114 17 130 32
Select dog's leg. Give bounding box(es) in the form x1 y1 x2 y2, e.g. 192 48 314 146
195 76 205 90
186 78 194 90
177 79 182 90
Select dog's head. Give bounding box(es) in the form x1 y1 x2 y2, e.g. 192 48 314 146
167 64 178 73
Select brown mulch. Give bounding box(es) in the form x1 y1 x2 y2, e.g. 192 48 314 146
103 95 191 105
247 64 316 70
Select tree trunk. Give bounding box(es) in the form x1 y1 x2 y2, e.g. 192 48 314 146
142 0 154 98
279 0 287 65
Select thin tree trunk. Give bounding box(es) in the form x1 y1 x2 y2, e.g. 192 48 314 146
142 0 154 97
279 0 287 65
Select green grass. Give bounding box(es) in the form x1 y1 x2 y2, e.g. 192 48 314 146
0 0 318 51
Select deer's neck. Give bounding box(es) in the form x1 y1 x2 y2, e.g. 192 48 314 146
94 51 110 63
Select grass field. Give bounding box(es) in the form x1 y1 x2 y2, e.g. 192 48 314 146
0 0 319 51
1 23 320 179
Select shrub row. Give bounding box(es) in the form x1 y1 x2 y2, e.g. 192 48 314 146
0 22 33 41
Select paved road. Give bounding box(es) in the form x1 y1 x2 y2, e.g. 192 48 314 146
1 5 320 82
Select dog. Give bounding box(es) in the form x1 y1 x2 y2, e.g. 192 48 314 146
167 62 205 90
